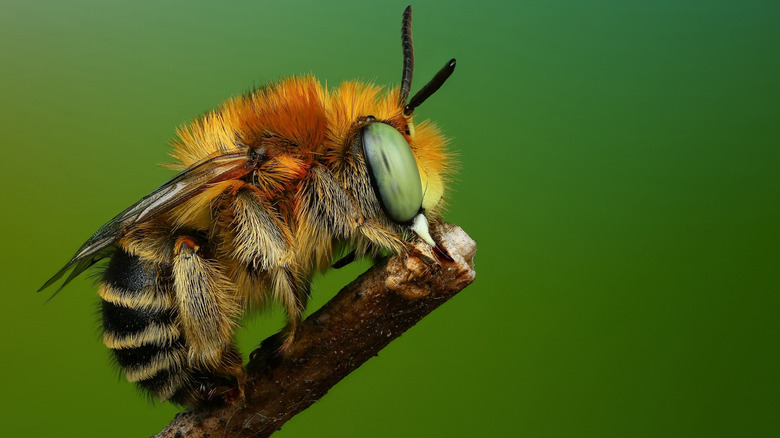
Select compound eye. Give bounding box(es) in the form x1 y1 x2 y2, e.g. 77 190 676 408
362 122 423 224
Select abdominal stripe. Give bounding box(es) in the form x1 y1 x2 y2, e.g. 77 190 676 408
101 300 175 338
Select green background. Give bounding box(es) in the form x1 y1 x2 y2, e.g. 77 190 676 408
2 0 778 436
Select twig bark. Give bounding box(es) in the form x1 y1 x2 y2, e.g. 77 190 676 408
154 222 476 438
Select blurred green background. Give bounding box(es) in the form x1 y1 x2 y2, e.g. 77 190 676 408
2 0 778 436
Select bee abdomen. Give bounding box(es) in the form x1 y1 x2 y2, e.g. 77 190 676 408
101 248 190 402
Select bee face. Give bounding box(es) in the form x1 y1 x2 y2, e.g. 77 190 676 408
40 6 455 405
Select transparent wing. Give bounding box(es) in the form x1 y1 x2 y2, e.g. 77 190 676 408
39 151 251 295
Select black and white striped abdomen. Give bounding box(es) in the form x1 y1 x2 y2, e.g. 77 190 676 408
99 248 191 403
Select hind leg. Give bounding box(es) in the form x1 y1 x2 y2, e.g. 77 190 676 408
172 235 246 402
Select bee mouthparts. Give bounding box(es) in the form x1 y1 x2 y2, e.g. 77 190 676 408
410 213 436 247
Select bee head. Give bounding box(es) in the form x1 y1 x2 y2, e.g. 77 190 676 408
353 6 456 247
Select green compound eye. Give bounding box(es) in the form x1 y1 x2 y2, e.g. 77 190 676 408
362 122 423 224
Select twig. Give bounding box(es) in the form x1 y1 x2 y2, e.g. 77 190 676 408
154 222 476 438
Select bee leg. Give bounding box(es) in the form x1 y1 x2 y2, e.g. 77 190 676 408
172 236 246 402
247 332 285 371
270 267 309 352
332 250 356 269
213 344 246 402
357 218 412 256
358 220 445 277
223 187 303 353
193 365 244 404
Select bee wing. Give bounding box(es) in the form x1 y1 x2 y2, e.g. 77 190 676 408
39 151 250 295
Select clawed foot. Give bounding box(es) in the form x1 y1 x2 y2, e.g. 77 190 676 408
432 243 454 263
247 332 286 373
195 375 244 405
386 223 459 299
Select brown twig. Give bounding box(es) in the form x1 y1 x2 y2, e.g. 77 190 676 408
154 222 476 438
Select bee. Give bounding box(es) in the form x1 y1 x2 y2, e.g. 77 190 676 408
40 6 456 406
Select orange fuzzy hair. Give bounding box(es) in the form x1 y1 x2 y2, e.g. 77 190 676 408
167 76 452 231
